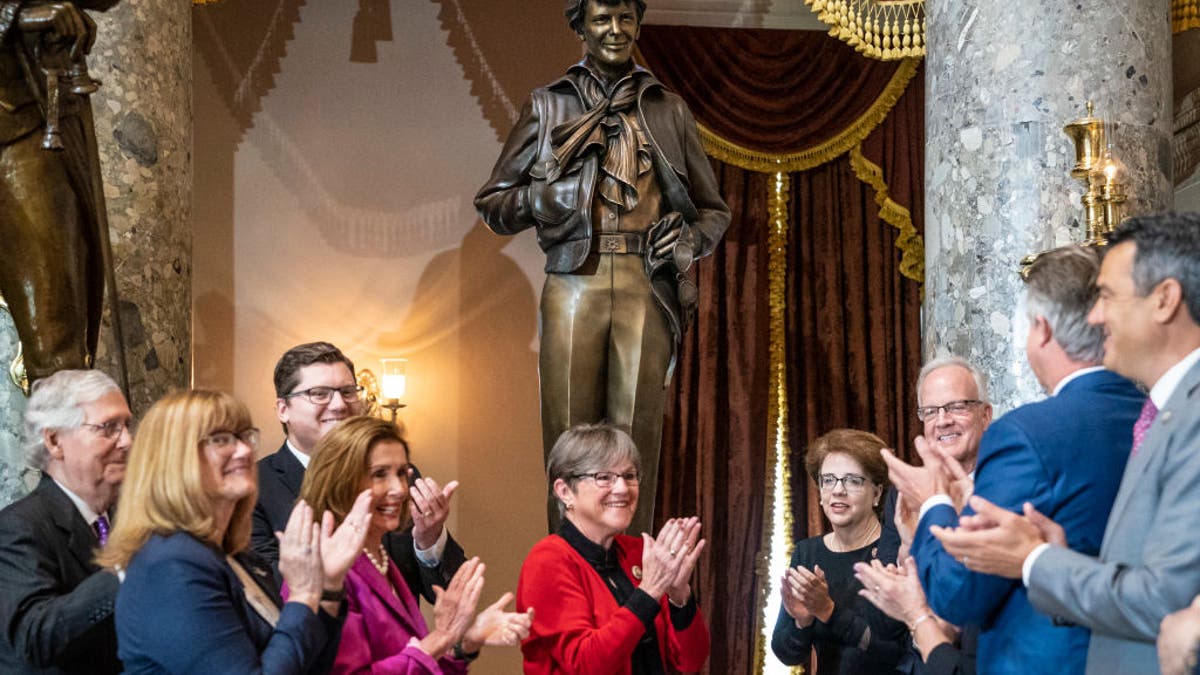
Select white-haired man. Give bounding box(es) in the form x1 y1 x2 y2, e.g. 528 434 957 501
0 369 131 674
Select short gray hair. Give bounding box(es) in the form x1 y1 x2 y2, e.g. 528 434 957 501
546 423 641 516
1023 244 1105 363
23 370 121 470
917 355 990 405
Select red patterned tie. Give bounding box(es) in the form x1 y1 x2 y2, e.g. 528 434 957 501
94 514 110 547
1131 399 1158 457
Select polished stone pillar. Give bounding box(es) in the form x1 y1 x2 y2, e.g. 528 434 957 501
0 0 192 508
923 0 1172 411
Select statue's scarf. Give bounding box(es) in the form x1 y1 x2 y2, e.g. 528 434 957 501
546 71 643 211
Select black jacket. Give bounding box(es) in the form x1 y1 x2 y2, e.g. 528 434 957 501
0 475 121 674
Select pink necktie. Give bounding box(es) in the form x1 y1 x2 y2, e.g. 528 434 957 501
94 514 110 547
1131 399 1158 457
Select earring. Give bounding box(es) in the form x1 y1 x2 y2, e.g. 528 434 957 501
566 503 574 511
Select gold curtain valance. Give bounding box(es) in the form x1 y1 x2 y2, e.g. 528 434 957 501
805 0 1197 61
804 0 926 61
1177 0 1200 32
699 57 925 285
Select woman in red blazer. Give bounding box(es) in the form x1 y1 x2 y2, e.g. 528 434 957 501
294 416 533 673
517 423 710 675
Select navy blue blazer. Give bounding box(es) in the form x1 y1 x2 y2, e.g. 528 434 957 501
911 369 1144 675
116 532 338 674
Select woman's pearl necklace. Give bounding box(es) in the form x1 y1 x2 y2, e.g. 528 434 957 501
364 543 389 575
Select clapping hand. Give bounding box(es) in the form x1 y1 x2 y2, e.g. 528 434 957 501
461 592 535 652
789 565 835 623
855 557 930 626
408 472 458 551
422 557 485 659
320 490 373 589
277 500 324 612
639 518 702 601
931 495 1058 579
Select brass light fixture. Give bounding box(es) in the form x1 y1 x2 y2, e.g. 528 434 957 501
1021 101 1128 278
1062 101 1127 243
358 358 408 422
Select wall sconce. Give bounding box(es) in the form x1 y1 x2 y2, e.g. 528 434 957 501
357 357 408 422
378 358 408 421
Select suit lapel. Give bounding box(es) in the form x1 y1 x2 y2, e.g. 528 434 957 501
1104 361 1200 551
270 443 306 498
39 477 101 572
352 554 427 636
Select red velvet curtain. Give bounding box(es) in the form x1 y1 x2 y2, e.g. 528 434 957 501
642 27 924 674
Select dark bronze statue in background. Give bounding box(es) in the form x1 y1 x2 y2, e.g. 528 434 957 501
475 0 729 533
0 0 124 391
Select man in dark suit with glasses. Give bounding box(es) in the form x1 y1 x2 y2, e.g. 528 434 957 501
251 341 466 603
0 369 130 674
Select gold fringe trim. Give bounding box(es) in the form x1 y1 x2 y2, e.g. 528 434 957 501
699 58 920 174
752 173 804 675
805 0 925 61
1174 0 1200 32
848 145 925 284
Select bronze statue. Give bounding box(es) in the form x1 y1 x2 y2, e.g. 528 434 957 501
475 0 729 533
0 0 123 390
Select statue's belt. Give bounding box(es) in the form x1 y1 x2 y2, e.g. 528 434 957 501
590 232 645 254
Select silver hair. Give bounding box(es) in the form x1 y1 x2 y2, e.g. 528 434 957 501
23 370 121 470
546 423 641 516
916 354 990 406
1022 244 1105 363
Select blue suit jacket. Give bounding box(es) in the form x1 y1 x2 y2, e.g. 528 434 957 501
116 532 339 674
911 369 1144 675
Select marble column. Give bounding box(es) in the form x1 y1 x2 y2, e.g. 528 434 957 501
0 0 192 508
923 0 1172 412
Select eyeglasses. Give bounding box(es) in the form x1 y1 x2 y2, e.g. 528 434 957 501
79 419 133 439
817 473 870 493
284 385 364 405
202 428 261 450
916 399 983 421
573 470 640 488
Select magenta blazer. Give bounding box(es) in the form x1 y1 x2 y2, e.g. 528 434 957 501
287 553 468 674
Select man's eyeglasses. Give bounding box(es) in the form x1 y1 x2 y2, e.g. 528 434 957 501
79 419 133 440
284 385 364 405
573 470 640 488
202 428 261 450
916 399 983 422
817 473 870 493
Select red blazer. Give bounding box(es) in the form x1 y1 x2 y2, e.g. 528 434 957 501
517 533 710 675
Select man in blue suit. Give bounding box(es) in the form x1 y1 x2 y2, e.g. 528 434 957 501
935 214 1200 674
884 243 1144 674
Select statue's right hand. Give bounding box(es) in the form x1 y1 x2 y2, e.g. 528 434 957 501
17 3 98 58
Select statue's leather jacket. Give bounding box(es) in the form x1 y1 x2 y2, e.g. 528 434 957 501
475 62 729 356
475 61 729 276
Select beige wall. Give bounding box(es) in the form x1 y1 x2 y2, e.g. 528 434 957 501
192 2 579 671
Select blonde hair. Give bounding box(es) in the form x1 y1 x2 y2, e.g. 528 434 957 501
99 390 256 569
300 416 408 526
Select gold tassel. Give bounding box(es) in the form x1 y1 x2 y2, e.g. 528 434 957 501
804 0 926 61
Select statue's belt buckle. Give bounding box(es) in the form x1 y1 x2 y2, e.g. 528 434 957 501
593 233 643 254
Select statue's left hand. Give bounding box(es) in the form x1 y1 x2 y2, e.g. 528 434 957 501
650 212 686 259
17 3 98 59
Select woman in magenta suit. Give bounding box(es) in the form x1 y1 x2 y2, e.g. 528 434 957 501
296 416 532 673
517 423 710 675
